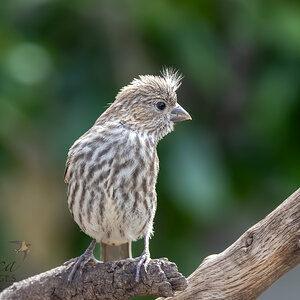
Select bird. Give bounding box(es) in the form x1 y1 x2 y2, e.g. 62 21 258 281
9 241 31 261
64 68 191 282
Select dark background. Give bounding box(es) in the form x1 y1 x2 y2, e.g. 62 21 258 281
0 0 299 298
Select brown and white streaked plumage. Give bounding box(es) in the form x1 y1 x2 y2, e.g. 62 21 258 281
64 68 191 281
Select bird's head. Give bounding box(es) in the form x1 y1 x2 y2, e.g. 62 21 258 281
102 68 191 141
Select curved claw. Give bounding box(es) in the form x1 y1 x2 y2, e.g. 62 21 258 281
135 252 151 282
65 254 101 282
63 239 99 282
63 257 77 266
68 255 88 282
124 257 135 264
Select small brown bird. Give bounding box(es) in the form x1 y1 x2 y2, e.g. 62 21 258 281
64 68 191 281
9 241 31 261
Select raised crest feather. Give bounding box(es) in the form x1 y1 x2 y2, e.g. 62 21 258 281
161 67 183 92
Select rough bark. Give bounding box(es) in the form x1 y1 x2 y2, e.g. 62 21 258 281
1 188 299 300
159 188 300 300
0 258 187 299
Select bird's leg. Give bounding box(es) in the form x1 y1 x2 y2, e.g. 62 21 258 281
64 239 100 282
136 233 151 282
124 232 151 282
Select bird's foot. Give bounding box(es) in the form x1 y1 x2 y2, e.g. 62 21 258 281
125 250 151 282
64 242 100 282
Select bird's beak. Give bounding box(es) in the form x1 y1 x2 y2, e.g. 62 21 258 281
170 104 192 123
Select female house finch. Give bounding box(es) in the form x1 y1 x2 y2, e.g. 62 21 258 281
64 68 191 281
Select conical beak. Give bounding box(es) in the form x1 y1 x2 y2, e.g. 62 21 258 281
170 104 192 123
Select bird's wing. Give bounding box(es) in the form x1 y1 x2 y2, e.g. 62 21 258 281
9 241 22 246
64 157 71 183
64 129 93 183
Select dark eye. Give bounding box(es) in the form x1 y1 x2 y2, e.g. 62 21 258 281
156 101 166 111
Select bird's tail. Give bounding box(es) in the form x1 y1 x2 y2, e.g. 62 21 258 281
100 242 131 262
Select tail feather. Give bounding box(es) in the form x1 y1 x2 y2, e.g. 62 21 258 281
100 242 131 262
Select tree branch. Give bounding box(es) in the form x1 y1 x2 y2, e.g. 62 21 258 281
0 258 187 299
1 188 299 299
158 188 300 300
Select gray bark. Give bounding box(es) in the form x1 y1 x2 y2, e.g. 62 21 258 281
0 259 187 299
1 188 299 299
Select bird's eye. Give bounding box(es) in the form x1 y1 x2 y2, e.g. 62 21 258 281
156 101 166 111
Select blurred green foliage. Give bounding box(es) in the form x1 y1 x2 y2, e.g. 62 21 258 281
0 0 299 297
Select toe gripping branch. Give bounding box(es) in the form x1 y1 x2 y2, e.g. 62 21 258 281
64 239 99 282
64 258 188 299
1 256 187 299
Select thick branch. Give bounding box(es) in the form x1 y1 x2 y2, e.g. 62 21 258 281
159 188 300 300
2 189 300 299
0 258 187 299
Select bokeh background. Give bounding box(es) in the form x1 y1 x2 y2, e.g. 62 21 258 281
0 0 299 298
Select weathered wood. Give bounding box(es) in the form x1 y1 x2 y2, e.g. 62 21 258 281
1 188 299 299
0 258 187 299
158 188 300 300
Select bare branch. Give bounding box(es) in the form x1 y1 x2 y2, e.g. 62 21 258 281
0 259 187 299
2 189 300 299
159 188 300 300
